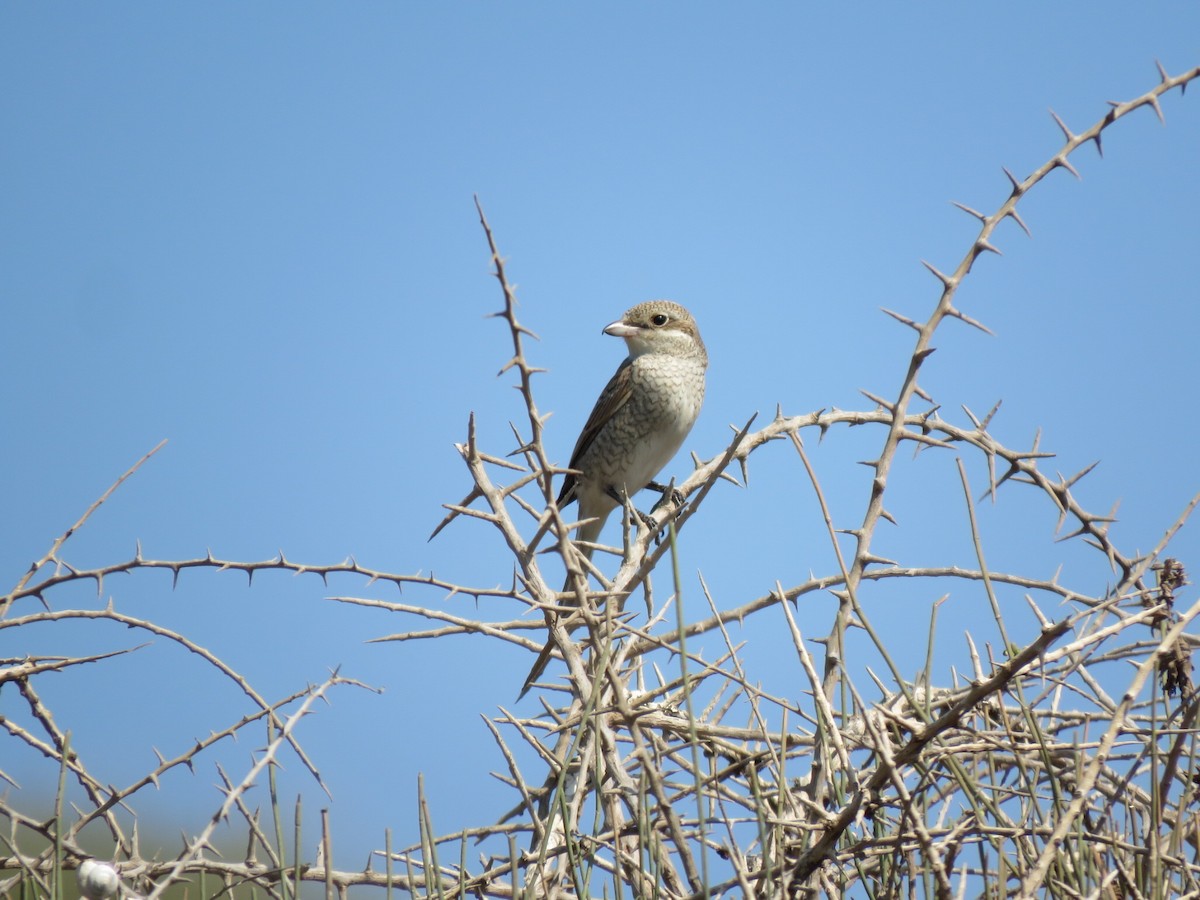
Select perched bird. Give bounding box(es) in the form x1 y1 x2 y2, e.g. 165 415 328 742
519 300 708 698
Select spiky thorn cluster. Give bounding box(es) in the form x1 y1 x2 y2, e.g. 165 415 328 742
1 672 368 899
416 64 1200 899
872 60 1199 570
6 63 1200 900
780 63 1200 891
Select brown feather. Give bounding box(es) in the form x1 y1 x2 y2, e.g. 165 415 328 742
556 356 635 506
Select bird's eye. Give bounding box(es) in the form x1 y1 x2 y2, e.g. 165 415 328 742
650 314 669 327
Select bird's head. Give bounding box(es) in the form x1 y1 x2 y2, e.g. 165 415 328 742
604 300 707 363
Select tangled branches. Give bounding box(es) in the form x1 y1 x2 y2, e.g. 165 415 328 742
3 63 1199 900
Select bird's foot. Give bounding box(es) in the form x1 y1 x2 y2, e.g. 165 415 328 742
605 482 687 545
643 481 687 545
646 480 687 510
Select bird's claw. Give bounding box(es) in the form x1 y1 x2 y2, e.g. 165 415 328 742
642 487 687 545
636 507 660 533
647 482 686 516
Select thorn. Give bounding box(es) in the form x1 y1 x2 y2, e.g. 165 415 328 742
1156 60 1170 85
915 347 937 363
1062 461 1100 489
964 633 985 681
880 307 920 331
1023 595 1052 629
1005 207 1031 237
975 238 1002 256
921 260 954 288
859 390 894 412
428 487 485 541
945 305 995 336
1092 132 1104 158
987 463 1015 495
879 508 898 526
1049 109 1074 142
717 470 742 487
978 400 1002 430
1054 155 1080 180
1148 94 1165 124
951 201 987 222
1055 525 1089 544
1002 167 1024 196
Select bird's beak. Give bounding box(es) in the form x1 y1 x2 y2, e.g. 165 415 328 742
603 320 640 338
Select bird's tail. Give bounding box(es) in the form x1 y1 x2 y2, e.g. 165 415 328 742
516 514 607 700
517 641 557 701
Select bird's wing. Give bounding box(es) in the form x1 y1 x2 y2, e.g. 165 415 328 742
556 357 634 505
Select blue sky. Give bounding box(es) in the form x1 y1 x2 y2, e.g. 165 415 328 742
3 3 1199 872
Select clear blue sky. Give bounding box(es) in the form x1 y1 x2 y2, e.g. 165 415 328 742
3 3 1198 869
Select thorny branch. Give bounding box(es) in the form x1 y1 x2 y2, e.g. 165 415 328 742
2 63 1199 900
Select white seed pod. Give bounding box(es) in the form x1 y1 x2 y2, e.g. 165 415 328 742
77 859 121 899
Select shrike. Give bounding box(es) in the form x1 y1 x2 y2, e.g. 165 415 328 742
519 300 707 698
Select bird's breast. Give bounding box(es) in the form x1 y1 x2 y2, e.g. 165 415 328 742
597 354 706 492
